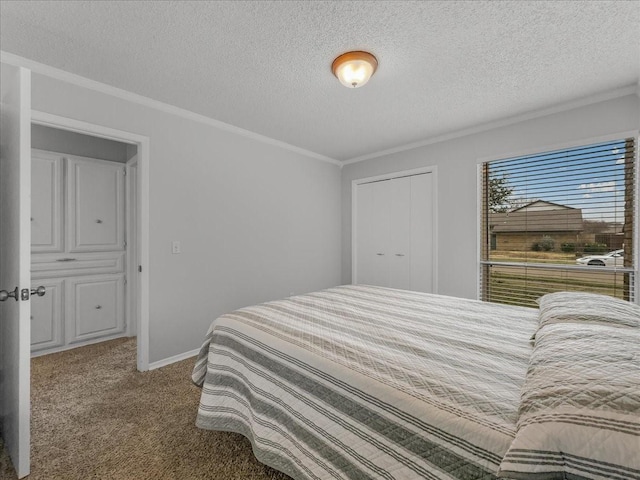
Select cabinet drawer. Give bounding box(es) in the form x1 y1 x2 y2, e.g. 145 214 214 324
31 279 64 352
66 275 125 344
31 252 125 279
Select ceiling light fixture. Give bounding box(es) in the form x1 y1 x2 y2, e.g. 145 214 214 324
331 51 378 88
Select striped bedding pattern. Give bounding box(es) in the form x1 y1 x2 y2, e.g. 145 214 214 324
498 322 640 480
192 285 538 479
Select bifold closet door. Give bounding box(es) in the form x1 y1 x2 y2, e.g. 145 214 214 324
355 173 434 293
388 177 411 290
355 180 391 287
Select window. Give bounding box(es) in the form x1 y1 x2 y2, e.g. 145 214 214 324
480 137 637 308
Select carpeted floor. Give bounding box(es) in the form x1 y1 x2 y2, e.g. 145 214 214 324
0 337 292 480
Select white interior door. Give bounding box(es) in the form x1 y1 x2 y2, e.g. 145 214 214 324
355 180 390 286
388 177 411 290
0 63 32 478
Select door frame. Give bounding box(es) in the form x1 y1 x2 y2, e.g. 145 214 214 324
31 110 151 371
351 165 439 292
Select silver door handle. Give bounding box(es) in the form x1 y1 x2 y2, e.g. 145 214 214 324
0 287 19 302
31 286 46 297
56 258 77 262
95 305 102 309
395 254 405 257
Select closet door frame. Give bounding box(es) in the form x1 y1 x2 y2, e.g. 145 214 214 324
351 165 438 292
31 110 151 372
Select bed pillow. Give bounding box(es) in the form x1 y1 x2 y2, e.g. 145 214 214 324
537 291 640 330
498 323 640 480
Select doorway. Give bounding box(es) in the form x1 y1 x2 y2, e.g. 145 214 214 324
30 111 150 371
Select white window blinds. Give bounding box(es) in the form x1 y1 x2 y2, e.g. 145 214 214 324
480 137 637 308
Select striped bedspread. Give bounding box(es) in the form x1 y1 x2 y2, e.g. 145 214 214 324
192 285 539 479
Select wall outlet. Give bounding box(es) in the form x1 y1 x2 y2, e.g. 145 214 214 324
172 241 181 254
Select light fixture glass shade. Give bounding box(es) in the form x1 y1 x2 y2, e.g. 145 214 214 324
332 51 378 88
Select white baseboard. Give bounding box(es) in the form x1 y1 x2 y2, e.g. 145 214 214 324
148 347 200 371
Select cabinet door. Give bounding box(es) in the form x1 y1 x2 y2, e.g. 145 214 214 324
66 274 125 344
31 151 63 253
410 173 434 293
388 177 411 290
355 180 390 286
30 278 64 352
67 157 125 252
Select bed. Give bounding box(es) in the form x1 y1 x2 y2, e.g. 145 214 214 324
192 285 640 480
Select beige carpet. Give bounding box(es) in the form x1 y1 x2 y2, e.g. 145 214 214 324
0 338 292 480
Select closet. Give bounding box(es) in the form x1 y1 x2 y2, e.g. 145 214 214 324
354 172 434 293
31 149 127 354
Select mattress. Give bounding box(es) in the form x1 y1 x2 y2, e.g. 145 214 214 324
192 285 539 479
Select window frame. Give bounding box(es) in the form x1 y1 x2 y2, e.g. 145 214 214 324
476 132 640 306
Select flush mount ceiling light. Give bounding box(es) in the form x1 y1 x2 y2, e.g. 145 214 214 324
331 51 378 88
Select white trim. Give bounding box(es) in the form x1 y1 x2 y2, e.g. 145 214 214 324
475 130 640 165
343 85 638 166
148 348 200 371
125 157 138 338
1 51 341 167
351 166 438 293
30 110 151 371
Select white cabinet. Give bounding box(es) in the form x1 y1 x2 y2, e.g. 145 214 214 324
31 152 63 253
66 275 125 344
67 157 125 253
31 150 127 355
354 173 435 293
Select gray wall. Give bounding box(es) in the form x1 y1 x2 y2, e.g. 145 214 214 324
31 73 342 363
32 123 130 162
342 94 640 300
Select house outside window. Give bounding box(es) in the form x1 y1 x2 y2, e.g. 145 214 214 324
480 137 637 308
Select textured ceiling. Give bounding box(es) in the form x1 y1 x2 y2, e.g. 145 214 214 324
1 1 638 162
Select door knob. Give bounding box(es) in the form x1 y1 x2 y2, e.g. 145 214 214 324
31 286 46 297
0 287 19 302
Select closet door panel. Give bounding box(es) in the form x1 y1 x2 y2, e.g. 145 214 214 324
410 173 434 293
67 158 125 253
356 181 391 287
66 274 125 344
388 177 411 290
31 152 63 253
30 278 64 352
355 182 378 286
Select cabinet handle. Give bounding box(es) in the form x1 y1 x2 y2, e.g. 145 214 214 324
376 253 385 256
56 258 77 262
95 305 102 309
96 219 103 224
395 254 405 257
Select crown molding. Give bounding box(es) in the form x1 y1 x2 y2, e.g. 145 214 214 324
342 84 639 166
1 51 341 167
